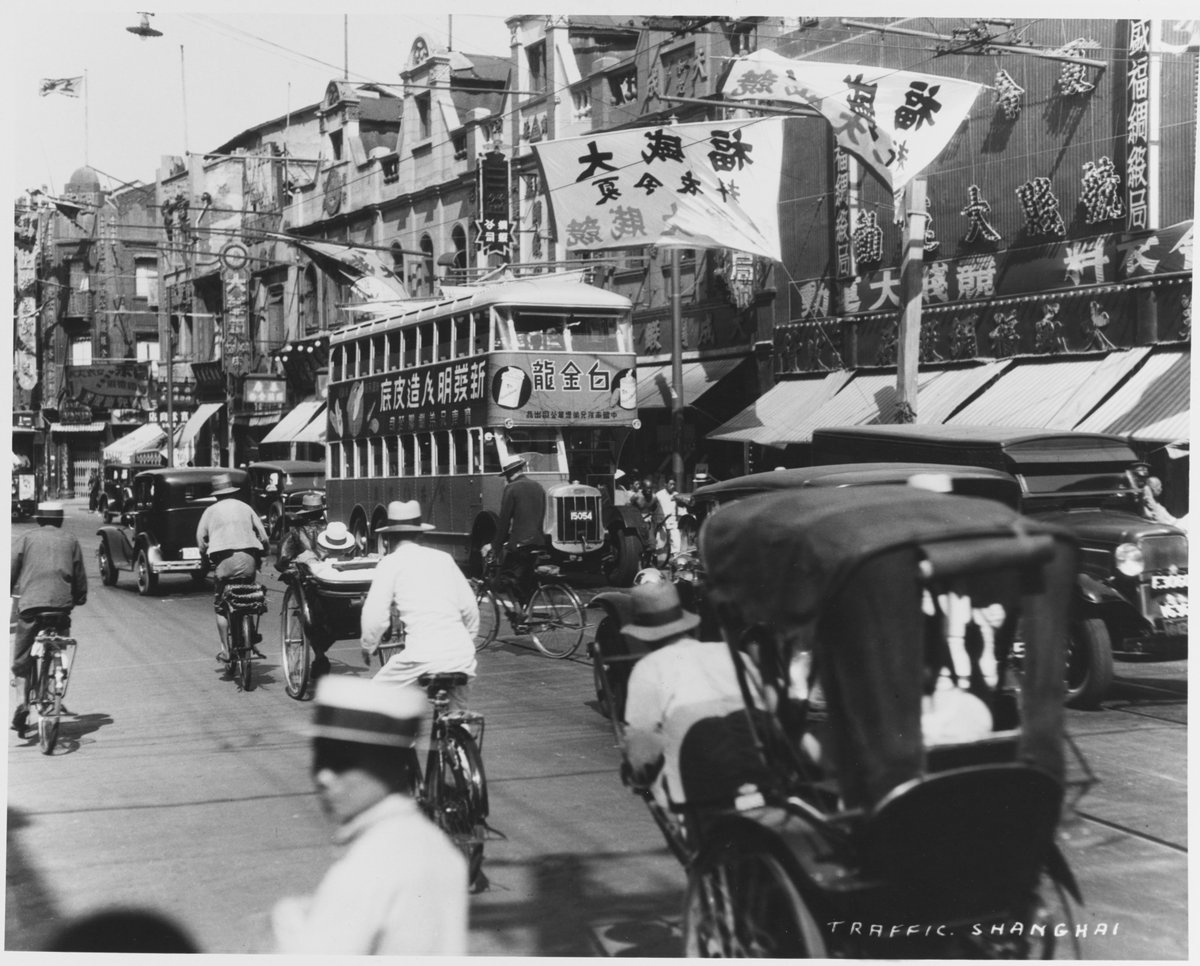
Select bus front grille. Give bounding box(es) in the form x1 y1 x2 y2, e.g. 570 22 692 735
555 494 603 545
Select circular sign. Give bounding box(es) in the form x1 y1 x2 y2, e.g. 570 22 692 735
220 242 249 272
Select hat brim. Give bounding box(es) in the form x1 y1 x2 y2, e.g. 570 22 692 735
211 486 241 496
621 609 700 642
499 464 526 476
317 539 355 551
374 522 436 532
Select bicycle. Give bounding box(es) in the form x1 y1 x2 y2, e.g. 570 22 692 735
25 612 78 755
374 650 490 893
220 582 269 692
470 552 586 658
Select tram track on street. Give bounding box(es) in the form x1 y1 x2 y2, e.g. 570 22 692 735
1073 810 1188 854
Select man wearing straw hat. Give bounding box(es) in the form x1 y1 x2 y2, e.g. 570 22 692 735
196 472 269 666
10 502 88 737
360 501 478 706
621 581 766 816
271 676 467 954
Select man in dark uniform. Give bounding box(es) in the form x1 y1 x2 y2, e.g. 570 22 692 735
492 456 546 611
10 502 88 736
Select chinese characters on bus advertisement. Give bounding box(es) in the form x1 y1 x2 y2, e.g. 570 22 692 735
722 50 984 194
533 118 783 262
326 353 637 439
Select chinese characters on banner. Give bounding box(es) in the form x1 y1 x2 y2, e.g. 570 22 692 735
721 50 984 195
532 118 784 262
1126 20 1151 230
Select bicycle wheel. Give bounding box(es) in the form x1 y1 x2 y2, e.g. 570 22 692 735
527 583 585 659
280 586 312 699
238 614 256 692
683 838 826 958
470 579 500 652
37 655 62 755
428 726 488 890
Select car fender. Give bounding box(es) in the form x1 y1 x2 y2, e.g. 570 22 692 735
97 526 136 570
604 504 644 535
1076 572 1136 610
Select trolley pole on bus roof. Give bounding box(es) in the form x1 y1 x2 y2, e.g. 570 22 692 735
670 246 685 490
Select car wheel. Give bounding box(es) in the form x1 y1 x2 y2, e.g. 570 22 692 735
135 549 159 596
98 496 109 522
604 530 642 588
1065 617 1114 709
267 502 284 542
98 545 119 586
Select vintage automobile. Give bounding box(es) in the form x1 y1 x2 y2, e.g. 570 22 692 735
245 460 326 541
96 467 250 596
812 425 1190 708
98 463 139 523
588 461 1021 721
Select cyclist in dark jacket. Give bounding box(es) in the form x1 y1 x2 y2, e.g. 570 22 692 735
492 456 545 609
10 502 87 736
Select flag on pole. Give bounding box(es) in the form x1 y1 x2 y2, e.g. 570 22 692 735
532 117 784 262
289 238 410 301
722 50 984 194
39 76 83 97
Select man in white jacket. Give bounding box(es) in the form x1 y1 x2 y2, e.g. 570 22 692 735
359 500 479 709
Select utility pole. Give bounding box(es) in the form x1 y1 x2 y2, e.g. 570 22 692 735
670 246 685 489
895 178 928 422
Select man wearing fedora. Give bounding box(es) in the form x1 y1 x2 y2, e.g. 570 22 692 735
275 492 327 572
361 501 478 703
492 455 546 615
621 581 765 817
271 676 467 954
10 502 88 736
196 472 270 666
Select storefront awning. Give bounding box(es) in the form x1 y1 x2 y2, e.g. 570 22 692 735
709 371 852 446
260 400 325 446
104 422 167 462
292 404 328 445
947 348 1152 429
636 357 745 410
1074 346 1190 440
908 361 1012 425
49 422 107 434
176 402 224 449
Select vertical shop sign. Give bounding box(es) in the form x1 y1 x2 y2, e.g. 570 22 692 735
834 147 853 278
223 271 252 376
1126 20 1151 230
477 151 511 259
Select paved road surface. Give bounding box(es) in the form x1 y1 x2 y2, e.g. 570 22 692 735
6 505 1187 957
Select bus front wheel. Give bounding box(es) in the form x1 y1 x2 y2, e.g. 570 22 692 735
604 529 642 588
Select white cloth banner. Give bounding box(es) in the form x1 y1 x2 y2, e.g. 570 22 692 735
533 118 783 262
722 50 984 194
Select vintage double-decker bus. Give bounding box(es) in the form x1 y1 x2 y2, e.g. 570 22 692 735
325 277 647 585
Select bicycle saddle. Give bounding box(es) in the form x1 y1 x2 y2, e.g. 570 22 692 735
30 610 72 633
417 671 469 693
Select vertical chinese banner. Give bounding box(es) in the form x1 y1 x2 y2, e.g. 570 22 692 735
1126 19 1152 231
476 151 511 262
223 270 252 376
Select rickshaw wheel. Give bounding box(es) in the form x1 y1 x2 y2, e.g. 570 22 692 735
958 877 1082 959
281 586 312 700
470 579 499 652
683 838 826 958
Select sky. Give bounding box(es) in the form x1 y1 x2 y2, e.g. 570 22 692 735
7 3 517 196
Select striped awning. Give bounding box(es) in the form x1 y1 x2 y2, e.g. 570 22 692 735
1074 346 1190 440
914 361 1011 424
708 371 852 446
636 357 745 409
260 399 325 446
49 422 107 433
176 402 224 448
104 422 167 462
292 404 327 445
946 348 1152 429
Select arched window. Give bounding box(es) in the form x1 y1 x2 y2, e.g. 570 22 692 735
300 265 320 334
451 224 467 282
420 234 435 297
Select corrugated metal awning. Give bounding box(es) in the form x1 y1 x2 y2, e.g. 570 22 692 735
260 400 325 445
49 422 107 433
636 357 745 409
1074 346 1190 440
802 368 944 431
913 361 1012 424
104 422 167 461
708 371 852 446
946 348 1152 429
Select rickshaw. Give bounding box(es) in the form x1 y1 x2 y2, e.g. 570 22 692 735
604 485 1088 958
278 555 381 699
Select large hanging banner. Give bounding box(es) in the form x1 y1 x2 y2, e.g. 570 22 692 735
290 238 411 301
722 50 984 194
64 362 151 407
533 117 783 262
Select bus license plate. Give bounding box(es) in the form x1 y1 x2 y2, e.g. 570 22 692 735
182 547 200 560
1158 595 1188 620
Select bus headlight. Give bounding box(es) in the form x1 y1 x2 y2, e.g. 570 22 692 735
1115 542 1145 577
